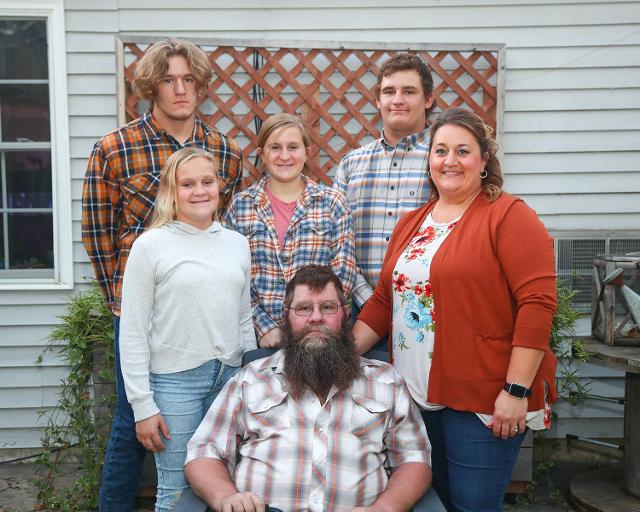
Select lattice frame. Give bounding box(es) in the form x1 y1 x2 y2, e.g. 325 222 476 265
117 37 505 186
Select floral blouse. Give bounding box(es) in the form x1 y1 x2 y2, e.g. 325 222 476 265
391 213 550 428
391 212 456 411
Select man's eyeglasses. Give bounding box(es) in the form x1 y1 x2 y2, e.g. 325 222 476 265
288 302 341 317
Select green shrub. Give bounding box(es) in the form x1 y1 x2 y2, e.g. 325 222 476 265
35 283 114 511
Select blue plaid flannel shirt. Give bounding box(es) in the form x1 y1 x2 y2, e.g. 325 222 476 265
223 176 357 337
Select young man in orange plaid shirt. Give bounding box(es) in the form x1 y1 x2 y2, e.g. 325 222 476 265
81 38 241 512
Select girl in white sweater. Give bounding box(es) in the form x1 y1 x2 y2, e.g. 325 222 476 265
119 147 256 511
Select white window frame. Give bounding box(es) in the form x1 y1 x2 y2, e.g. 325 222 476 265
0 0 72 290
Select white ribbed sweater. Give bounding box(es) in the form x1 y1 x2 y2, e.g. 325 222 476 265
119 221 256 421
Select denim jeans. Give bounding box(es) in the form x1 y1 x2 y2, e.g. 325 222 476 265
150 359 238 512
421 409 453 511
99 316 146 511
422 408 525 512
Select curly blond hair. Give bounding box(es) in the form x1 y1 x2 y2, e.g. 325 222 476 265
131 39 212 102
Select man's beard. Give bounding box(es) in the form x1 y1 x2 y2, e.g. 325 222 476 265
281 318 362 398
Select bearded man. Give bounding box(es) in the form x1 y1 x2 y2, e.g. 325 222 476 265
184 265 432 512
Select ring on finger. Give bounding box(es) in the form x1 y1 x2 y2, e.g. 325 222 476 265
511 426 519 433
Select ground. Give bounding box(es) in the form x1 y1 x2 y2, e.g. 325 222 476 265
0 440 625 512
0 462 153 512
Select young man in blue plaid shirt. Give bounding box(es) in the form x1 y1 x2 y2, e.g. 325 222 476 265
334 53 436 325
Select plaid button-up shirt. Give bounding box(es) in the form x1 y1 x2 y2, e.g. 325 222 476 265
81 111 241 312
186 352 430 512
334 129 430 307
223 176 356 337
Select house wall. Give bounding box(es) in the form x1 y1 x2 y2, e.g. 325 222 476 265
2 0 637 450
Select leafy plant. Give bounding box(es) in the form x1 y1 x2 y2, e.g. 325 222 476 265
551 280 590 404
35 283 114 511
516 279 590 508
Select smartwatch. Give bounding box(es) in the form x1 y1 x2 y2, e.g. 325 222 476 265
504 382 532 399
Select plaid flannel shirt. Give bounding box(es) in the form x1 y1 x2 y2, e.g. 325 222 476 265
222 176 356 338
81 111 241 312
186 352 430 512
334 128 431 307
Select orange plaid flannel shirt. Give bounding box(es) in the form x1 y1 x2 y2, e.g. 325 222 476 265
81 112 241 313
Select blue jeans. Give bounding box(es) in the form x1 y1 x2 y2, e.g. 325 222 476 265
100 316 146 511
421 409 452 511
422 408 525 512
150 359 238 512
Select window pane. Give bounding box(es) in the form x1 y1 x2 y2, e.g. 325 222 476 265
0 85 50 141
5 151 52 208
0 19 48 80
8 213 53 269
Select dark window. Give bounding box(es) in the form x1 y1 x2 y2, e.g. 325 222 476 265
0 18 53 277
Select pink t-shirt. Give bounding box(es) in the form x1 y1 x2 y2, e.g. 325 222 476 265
266 182 297 248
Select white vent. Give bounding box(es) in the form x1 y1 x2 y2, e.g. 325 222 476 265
555 238 640 312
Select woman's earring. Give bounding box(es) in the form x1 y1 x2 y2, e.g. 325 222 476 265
480 169 488 179
427 170 432 179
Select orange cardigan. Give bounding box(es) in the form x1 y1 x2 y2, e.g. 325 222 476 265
358 192 557 413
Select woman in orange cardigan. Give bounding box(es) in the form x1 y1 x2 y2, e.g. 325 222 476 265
354 108 557 512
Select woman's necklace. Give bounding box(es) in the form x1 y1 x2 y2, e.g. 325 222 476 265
431 189 482 224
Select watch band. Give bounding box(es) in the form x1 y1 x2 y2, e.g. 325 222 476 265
504 382 532 399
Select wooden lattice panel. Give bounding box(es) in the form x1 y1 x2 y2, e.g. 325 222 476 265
119 39 503 186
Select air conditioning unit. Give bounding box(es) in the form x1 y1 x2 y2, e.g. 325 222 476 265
555 237 640 312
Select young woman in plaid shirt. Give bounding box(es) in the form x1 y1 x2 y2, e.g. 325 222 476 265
224 114 357 347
